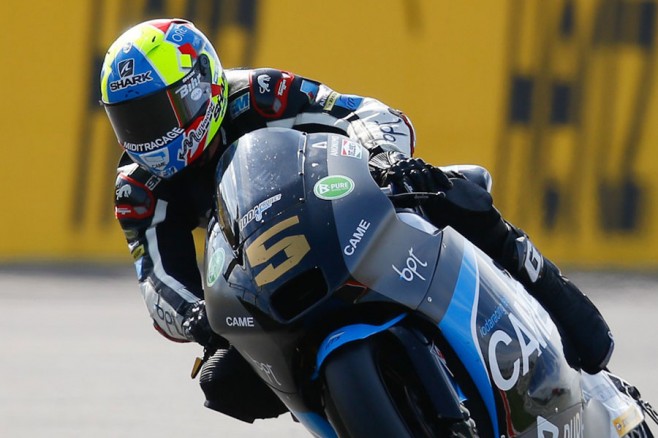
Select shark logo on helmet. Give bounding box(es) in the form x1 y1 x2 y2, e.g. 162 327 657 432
110 58 153 92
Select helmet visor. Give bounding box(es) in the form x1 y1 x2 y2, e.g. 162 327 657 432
104 57 212 151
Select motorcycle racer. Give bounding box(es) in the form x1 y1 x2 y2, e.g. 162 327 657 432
102 18 616 423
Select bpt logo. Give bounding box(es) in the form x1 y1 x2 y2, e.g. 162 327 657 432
74 1 260 230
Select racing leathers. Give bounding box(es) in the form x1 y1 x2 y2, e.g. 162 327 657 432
114 67 614 423
114 67 416 344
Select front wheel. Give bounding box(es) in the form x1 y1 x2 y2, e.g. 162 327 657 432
321 330 477 438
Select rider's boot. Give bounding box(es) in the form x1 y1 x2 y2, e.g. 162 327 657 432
495 225 615 374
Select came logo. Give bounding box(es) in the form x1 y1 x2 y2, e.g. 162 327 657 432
313 175 355 200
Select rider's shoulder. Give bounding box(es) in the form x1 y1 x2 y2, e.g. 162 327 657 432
226 67 318 119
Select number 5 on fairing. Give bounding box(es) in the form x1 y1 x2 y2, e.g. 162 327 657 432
245 215 310 286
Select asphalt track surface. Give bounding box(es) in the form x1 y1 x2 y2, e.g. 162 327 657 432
1 264 657 437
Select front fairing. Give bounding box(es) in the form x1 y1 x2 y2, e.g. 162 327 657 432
204 128 584 435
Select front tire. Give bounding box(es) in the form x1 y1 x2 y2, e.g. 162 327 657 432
321 331 473 437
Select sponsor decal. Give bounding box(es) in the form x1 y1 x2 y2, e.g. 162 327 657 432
109 58 153 92
114 175 155 220
340 139 363 159
229 93 250 118
343 219 371 256
277 78 287 96
178 100 222 163
239 193 282 230
486 303 553 391
123 127 185 152
565 412 584 438
250 69 294 118
300 80 319 102
537 416 559 437
613 406 644 437
520 237 543 282
145 175 161 191
206 247 225 286
334 94 363 110
257 74 271 93
175 71 204 100
140 148 170 171
130 244 145 261
226 316 255 327
119 59 134 77
375 114 409 144
167 23 189 43
115 184 132 199
392 247 428 281
244 352 282 386
479 298 510 337
537 413 584 438
323 91 339 110
329 136 340 156
313 175 355 200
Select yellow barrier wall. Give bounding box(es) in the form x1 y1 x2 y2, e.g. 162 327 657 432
1 0 657 267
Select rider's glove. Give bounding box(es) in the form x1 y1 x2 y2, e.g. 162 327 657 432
183 301 229 350
386 156 454 194
369 152 452 192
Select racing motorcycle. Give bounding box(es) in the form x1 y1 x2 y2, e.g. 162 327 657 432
203 127 654 437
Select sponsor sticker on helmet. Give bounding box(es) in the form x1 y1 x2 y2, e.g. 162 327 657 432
313 175 355 200
207 247 225 286
110 58 153 91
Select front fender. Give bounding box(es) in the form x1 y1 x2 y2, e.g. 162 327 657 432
312 314 406 380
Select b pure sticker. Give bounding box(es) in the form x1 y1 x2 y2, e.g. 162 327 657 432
206 247 226 286
313 175 355 200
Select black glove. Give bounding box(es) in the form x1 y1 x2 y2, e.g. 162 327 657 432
183 301 229 350
386 157 454 194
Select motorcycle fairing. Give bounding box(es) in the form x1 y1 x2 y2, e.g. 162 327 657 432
205 128 593 435
414 228 584 435
436 239 501 437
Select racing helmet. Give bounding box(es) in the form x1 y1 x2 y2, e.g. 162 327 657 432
100 18 228 178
